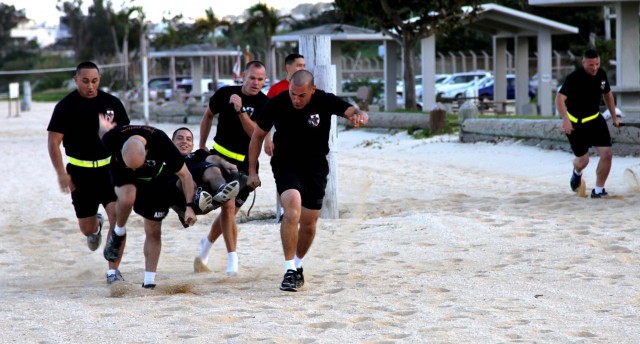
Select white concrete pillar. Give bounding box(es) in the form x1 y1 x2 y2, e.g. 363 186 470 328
421 35 436 111
494 37 508 103
537 28 553 116
515 36 530 114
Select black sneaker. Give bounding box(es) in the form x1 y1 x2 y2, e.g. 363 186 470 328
295 267 304 289
106 269 124 284
103 230 126 262
280 269 297 292
141 283 156 290
87 213 103 251
570 170 581 192
591 189 609 198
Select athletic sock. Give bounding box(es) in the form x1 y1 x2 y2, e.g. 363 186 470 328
294 254 303 269
226 252 238 274
574 169 582 176
114 224 126 236
107 269 117 276
198 236 213 264
144 271 156 285
595 186 604 194
284 260 296 273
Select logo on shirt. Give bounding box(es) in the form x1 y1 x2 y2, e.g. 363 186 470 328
145 160 157 167
308 113 320 127
601 80 606 90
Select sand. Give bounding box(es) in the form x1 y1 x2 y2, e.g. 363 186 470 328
0 101 639 343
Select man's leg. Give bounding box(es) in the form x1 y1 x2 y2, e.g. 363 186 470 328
279 189 302 291
296 207 320 260
220 201 241 275
142 218 162 288
104 185 135 262
595 146 613 189
104 201 126 283
573 153 589 174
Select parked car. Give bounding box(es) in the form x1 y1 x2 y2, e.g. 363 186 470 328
397 74 449 102
437 71 492 101
465 74 536 102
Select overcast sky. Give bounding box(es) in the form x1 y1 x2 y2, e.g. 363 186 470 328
5 0 333 25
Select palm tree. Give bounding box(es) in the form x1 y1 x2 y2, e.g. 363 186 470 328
194 7 230 91
245 3 293 84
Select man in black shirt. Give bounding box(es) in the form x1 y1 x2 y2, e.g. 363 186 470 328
556 49 620 198
247 70 369 291
47 61 130 284
99 121 210 289
196 61 268 275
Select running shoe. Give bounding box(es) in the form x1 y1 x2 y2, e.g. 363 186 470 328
280 269 297 292
591 189 609 198
87 213 103 251
295 267 305 289
570 170 581 192
141 283 156 290
106 269 124 284
212 180 240 206
193 187 214 214
103 230 126 262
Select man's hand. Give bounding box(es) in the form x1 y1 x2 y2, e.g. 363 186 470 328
184 207 197 227
247 174 261 189
561 118 573 134
229 94 243 113
57 173 74 193
350 110 369 128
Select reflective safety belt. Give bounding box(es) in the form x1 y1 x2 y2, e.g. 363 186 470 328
137 164 165 182
567 112 599 124
68 156 111 168
213 141 245 162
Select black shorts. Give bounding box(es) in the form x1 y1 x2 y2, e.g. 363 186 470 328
210 150 256 208
67 164 117 218
567 115 612 157
111 168 175 221
185 160 216 193
271 159 329 210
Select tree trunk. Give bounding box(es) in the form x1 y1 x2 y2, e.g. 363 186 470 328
402 32 418 110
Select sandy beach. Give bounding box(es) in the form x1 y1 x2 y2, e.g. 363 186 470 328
0 101 639 343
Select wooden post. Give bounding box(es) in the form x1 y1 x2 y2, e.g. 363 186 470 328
299 35 339 219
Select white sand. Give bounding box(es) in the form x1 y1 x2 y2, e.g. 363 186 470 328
1 101 639 342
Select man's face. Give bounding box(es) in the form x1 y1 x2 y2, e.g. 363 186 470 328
289 82 315 110
286 58 306 79
173 129 193 156
74 68 100 99
241 65 267 96
582 57 600 76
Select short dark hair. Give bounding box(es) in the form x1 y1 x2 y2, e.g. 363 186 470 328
245 60 266 72
284 53 304 66
583 49 599 59
172 127 192 140
291 70 314 87
75 61 100 75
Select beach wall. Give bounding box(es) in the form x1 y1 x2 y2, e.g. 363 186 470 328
460 118 640 157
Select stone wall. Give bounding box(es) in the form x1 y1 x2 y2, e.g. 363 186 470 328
461 118 640 157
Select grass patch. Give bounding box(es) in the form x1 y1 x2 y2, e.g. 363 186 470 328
32 88 70 102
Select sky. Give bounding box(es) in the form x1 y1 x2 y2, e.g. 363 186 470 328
5 0 333 25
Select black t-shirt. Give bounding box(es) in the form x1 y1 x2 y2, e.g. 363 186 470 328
102 125 184 180
257 89 351 165
47 90 130 160
559 68 611 118
208 85 268 155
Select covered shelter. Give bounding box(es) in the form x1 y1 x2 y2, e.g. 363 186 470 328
530 0 640 118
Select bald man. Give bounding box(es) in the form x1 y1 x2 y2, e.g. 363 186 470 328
98 120 212 289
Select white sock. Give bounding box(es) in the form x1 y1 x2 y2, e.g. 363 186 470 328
595 186 604 193
294 254 303 269
107 269 117 276
198 237 213 264
144 271 156 285
574 169 582 176
226 252 238 275
114 224 126 236
284 260 296 273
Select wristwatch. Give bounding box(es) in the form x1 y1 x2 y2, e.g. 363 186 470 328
238 106 248 114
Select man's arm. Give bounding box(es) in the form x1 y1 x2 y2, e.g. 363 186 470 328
603 91 620 127
247 126 268 189
555 92 573 134
199 107 215 150
175 164 197 226
47 131 73 193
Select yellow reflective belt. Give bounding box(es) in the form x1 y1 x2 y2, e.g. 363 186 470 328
213 141 245 162
138 164 165 182
567 112 600 124
68 156 111 168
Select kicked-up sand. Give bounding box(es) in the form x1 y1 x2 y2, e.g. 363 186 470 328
0 101 639 343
